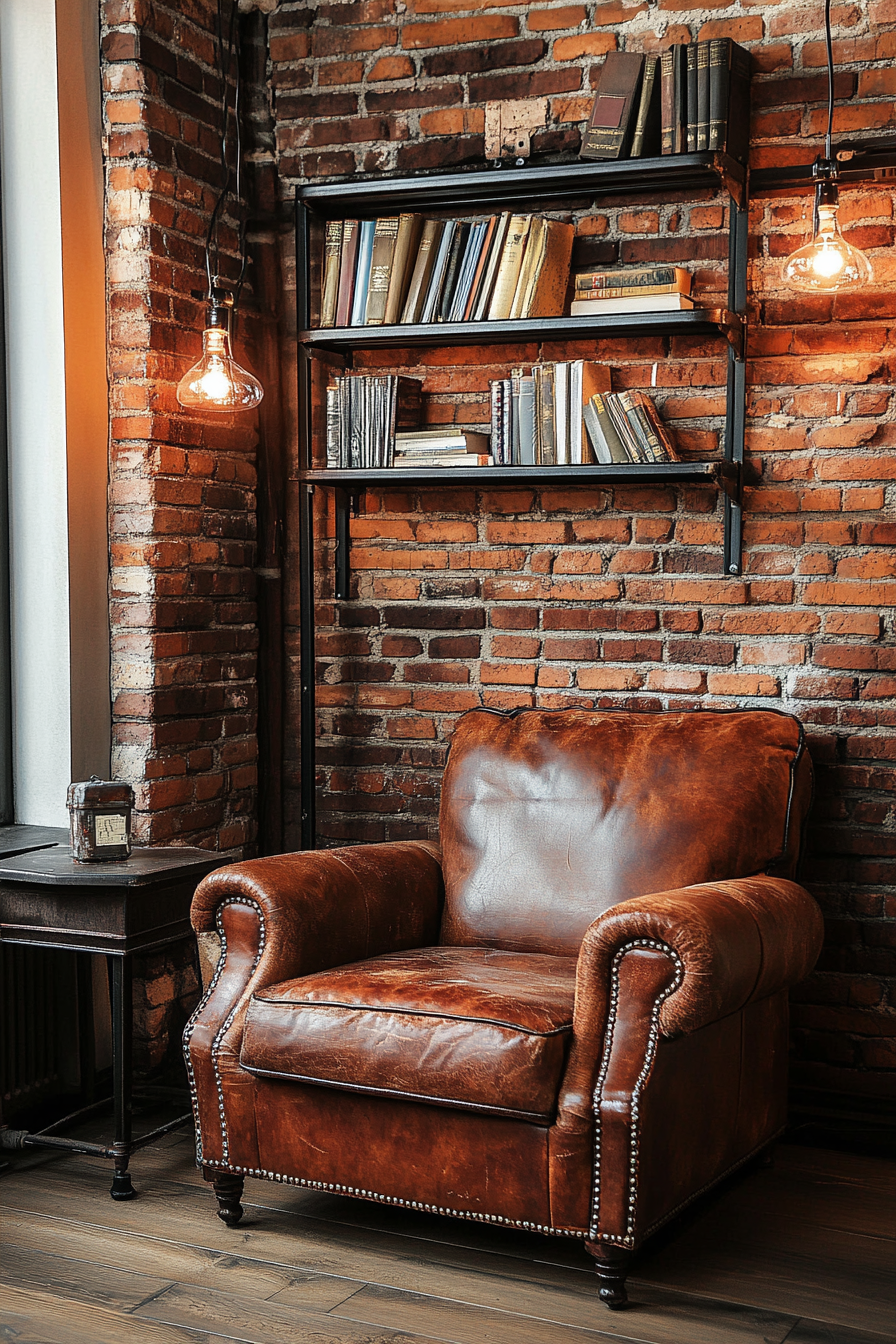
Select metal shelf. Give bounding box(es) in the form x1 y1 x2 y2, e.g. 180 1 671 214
296 151 747 213
300 461 727 487
300 309 743 358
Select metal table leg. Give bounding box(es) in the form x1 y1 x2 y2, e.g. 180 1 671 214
110 953 135 1199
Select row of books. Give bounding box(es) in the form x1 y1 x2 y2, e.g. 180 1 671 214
490 361 610 467
570 265 694 316
581 39 749 164
325 374 422 469
324 367 681 470
490 362 680 467
319 212 573 329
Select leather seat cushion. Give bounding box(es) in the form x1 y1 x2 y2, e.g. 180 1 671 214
240 946 576 1123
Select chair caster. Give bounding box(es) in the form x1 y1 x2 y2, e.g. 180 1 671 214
110 1167 136 1200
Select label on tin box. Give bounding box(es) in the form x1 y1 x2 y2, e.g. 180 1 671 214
95 814 128 846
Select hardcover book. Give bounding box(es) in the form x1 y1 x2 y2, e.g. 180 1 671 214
334 219 360 328
400 219 442 324
488 215 532 320
580 52 645 160
660 44 688 155
384 214 423 325
350 220 376 326
320 219 342 329
365 216 400 325
708 39 751 161
630 56 661 158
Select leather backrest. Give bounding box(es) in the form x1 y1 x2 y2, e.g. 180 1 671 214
438 708 811 956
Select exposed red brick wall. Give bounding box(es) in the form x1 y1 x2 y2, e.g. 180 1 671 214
269 1 896 1105
102 0 260 854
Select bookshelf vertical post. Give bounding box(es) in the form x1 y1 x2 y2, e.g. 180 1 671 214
723 189 748 576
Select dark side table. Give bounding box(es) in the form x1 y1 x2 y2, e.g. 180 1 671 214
0 829 223 1198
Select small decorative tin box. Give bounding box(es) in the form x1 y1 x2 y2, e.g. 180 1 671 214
67 776 135 863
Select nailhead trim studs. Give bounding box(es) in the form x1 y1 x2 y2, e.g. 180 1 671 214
182 896 266 1166
589 938 683 1246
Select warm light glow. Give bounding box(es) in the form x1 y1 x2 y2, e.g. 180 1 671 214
784 203 874 293
176 326 264 410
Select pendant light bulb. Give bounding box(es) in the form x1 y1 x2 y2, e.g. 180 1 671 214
784 198 874 294
783 141 874 294
176 301 263 411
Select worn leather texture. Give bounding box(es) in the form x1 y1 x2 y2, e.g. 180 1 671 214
241 946 575 1123
439 708 809 955
186 707 822 1249
252 1079 552 1228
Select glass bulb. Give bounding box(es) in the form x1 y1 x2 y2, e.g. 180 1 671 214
176 326 264 410
783 203 874 293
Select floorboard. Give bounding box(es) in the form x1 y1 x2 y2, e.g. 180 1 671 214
1 1130 894 1344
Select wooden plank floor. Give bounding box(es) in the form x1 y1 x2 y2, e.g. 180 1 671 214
1 1120 894 1344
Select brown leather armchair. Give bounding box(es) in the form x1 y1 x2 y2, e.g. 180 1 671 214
185 708 823 1310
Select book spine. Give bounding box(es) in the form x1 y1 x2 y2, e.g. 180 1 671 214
350 221 375 326
631 391 680 461
519 375 536 466
583 401 612 464
574 280 688 298
335 220 359 328
686 44 698 154
420 222 455 324
472 212 510 322
707 38 731 153
660 48 675 156
540 364 556 466
326 384 340 466
593 392 633 463
575 266 688 291
619 390 666 462
491 380 503 467
464 216 496 320
510 368 522 466
606 393 646 461
509 217 543 321
630 55 658 158
696 42 710 152
320 220 342 329
581 53 644 161
400 219 440 324
439 222 469 322
525 219 574 320
384 214 420 325
365 216 400 325
501 377 512 467
487 215 531 321
724 44 752 163
673 44 686 154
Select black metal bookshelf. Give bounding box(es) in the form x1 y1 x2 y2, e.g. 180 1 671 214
294 153 749 848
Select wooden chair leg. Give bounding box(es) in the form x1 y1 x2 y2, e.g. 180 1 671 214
203 1168 245 1226
585 1240 632 1310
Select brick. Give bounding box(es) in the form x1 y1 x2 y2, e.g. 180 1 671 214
402 15 518 49
528 6 587 30
706 674 781 697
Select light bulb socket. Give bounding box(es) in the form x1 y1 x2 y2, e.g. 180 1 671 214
206 283 234 331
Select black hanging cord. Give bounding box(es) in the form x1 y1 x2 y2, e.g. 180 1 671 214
823 0 834 161
204 0 245 307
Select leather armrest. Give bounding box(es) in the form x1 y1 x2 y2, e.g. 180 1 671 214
185 840 444 1168
554 876 823 1162
191 839 444 992
575 875 823 1042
